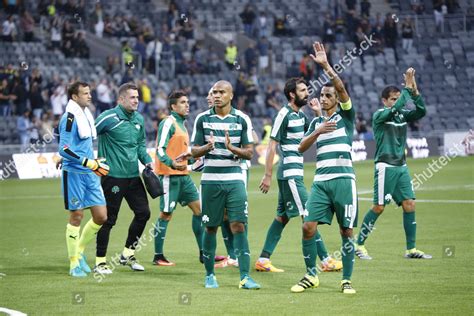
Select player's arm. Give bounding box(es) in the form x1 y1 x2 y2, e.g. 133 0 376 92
373 88 410 124
299 118 337 153
137 119 153 168
259 138 278 193
156 118 176 167
58 114 108 173
191 115 214 158
310 41 349 103
402 69 426 122
95 112 116 134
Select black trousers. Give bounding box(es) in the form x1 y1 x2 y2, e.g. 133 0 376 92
96 176 151 257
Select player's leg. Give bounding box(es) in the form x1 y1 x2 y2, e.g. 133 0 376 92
291 181 331 293
153 175 178 265
217 214 236 267
180 175 206 262
255 180 292 272
95 176 126 273
356 164 396 259
227 182 260 289
395 168 432 259
201 184 225 288
76 173 107 274
120 177 150 271
333 178 358 294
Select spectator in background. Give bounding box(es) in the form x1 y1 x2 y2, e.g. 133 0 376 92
122 40 134 67
345 10 360 40
11 76 28 115
2 15 17 42
257 36 270 73
346 0 357 11
371 19 384 54
40 111 54 140
240 4 256 37
138 79 152 114
401 17 415 52
0 79 12 116
411 0 425 14
166 2 179 30
245 42 258 71
30 68 43 86
225 41 238 70
434 0 447 32
17 110 32 151
30 82 45 120
265 85 280 119
50 81 67 119
50 16 62 50
74 32 90 58
62 20 75 57
30 115 41 144
257 11 269 38
323 13 336 44
299 53 315 81
356 112 368 139
384 14 399 62
360 0 371 18
20 10 35 42
105 55 121 75
273 15 286 36
335 15 346 42
134 35 147 69
179 15 195 40
353 26 366 68
96 79 114 115
409 120 420 132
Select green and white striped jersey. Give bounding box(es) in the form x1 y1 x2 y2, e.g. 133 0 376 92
191 107 254 184
271 104 309 180
306 99 356 182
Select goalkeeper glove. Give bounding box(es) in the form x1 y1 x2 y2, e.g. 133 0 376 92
82 157 110 176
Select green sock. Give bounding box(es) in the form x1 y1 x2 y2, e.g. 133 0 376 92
403 211 416 250
192 215 203 251
154 218 169 255
356 209 380 245
233 231 250 279
221 220 235 259
203 230 216 276
260 219 285 258
341 236 355 280
315 231 329 261
302 238 317 276
77 219 101 254
66 223 80 269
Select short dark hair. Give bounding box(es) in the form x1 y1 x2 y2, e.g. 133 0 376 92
167 90 188 110
381 85 400 99
118 82 138 97
67 81 89 99
284 77 307 101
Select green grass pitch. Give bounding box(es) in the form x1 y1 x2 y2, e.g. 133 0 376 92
0 156 473 314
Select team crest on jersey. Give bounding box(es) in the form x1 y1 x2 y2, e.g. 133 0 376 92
135 124 141 130
202 215 210 223
229 123 238 130
384 193 393 203
112 186 120 194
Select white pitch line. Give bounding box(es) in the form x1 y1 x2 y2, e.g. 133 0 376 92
0 195 61 200
358 197 474 204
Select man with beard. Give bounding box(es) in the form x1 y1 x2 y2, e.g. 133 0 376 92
256 77 343 273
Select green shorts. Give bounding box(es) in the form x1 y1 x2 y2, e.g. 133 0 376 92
304 178 358 228
373 163 415 206
159 175 199 213
201 182 248 227
276 178 308 218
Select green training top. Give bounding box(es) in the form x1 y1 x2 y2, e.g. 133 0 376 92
372 88 426 166
95 105 152 178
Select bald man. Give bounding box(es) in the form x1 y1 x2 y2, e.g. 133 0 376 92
191 81 260 289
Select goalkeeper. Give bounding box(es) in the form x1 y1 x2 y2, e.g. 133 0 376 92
93 83 154 274
58 81 108 277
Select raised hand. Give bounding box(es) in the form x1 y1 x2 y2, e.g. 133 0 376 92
207 131 215 151
310 42 328 66
309 98 322 117
224 130 232 150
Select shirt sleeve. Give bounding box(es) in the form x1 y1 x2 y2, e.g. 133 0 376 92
95 112 117 134
191 115 205 146
402 93 427 122
305 117 318 137
58 113 84 165
241 114 254 145
156 118 174 167
270 110 286 142
137 119 152 165
339 98 355 122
